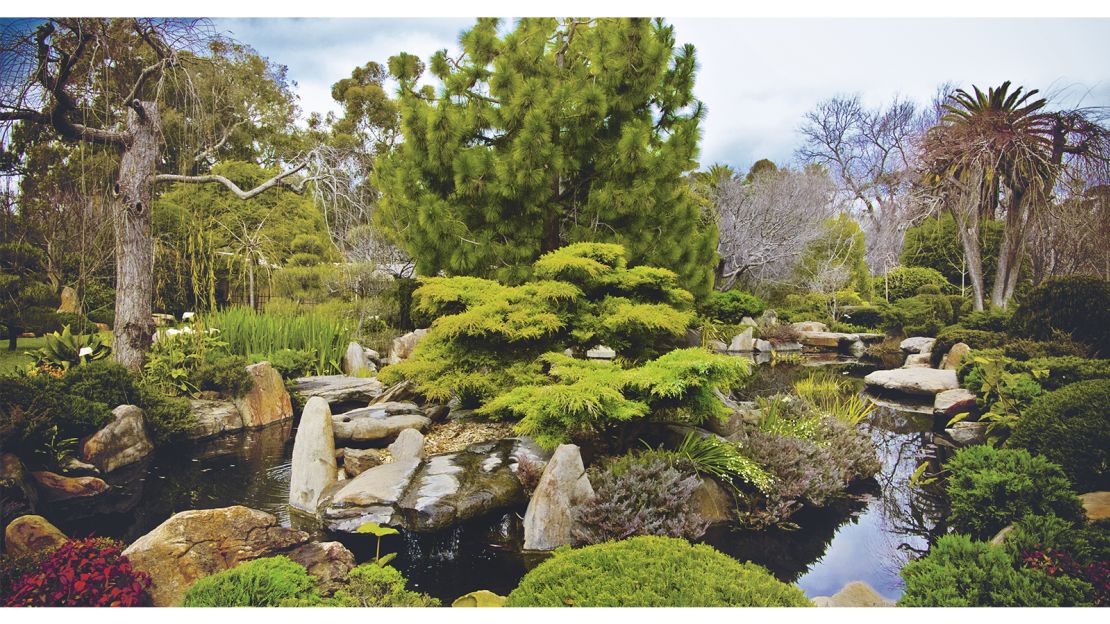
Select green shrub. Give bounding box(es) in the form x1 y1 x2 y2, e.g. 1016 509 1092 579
182 556 319 607
0 374 112 458
961 307 1014 333
259 348 316 379
136 384 194 446
1012 275 1110 356
1021 357 1110 391
1002 335 1089 361
1003 514 1110 567
839 304 886 329
945 446 1085 540
190 355 252 398
882 294 954 336
1008 379 1110 492
290 564 439 607
701 290 765 324
899 534 1092 606
62 360 141 408
504 536 811 607
875 266 951 301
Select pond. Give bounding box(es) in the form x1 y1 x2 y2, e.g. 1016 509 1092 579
45 358 949 604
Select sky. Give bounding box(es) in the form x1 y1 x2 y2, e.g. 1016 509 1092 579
180 18 1110 171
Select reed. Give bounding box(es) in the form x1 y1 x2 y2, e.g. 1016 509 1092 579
204 306 350 375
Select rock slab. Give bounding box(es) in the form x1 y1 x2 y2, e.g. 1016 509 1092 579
332 402 430 444
295 375 385 405
900 337 936 354
289 397 338 513
863 368 958 397
81 404 154 473
934 388 977 417
31 470 109 502
186 399 245 440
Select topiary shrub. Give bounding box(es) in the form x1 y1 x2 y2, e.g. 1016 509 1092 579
701 289 766 324
572 450 708 544
881 294 954 337
504 536 811 607
898 534 1093 607
3 538 151 607
1008 379 1110 492
1012 275 1110 356
960 307 1014 333
181 556 319 607
945 446 1085 540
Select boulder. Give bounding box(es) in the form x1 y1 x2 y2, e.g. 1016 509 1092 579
690 477 736 525
342 341 375 377
284 541 356 594
289 397 338 513
758 309 778 326
739 316 758 328
863 368 958 397
57 285 78 313
342 448 385 477
941 342 972 370
523 444 594 550
708 339 728 352
903 353 932 368
295 375 385 405
371 380 418 405
811 581 894 607
586 345 617 359
364 348 381 364
81 404 154 473
753 338 773 353
321 458 424 530
332 403 430 444
727 327 755 352
31 470 109 502
4 514 67 558
1080 491 1110 523
791 321 828 333
388 428 425 460
900 336 936 354
934 388 977 418
944 421 989 447
122 506 310 606
798 330 841 348
233 361 293 428
186 399 245 440
388 328 428 365
425 404 451 423
1 453 39 524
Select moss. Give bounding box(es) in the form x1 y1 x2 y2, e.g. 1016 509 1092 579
182 556 319 607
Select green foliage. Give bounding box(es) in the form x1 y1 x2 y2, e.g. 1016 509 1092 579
0 243 53 344
190 355 253 398
875 266 951 301
945 446 1085 540
28 325 111 372
505 536 811 607
793 214 873 301
0 374 112 462
934 327 1011 365
898 534 1092 607
257 348 316 379
1012 275 1110 356
182 556 319 607
286 564 439 607
205 307 350 375
271 264 342 303
375 18 718 298
881 294 956 337
960 307 1014 332
957 355 1045 439
1008 379 1110 492
675 431 773 493
900 214 1004 292
700 290 765 324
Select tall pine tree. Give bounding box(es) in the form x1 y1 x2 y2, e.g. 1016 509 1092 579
373 18 718 297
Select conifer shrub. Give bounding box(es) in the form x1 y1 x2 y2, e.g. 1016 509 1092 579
876 266 951 301
944 446 1085 540
504 536 811 607
898 534 1092 607
1008 379 1110 492
1011 275 1110 356
881 293 954 336
190 354 253 398
310 564 439 607
181 556 319 607
700 289 766 324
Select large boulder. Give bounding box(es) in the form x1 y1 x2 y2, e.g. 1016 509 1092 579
80 404 154 473
388 328 428 365
941 342 972 371
122 506 310 606
31 470 109 502
186 399 245 440
1 453 39 525
863 368 958 397
342 341 375 377
522 444 594 550
727 327 754 352
295 375 385 405
811 581 894 607
900 337 936 354
4 514 67 558
332 402 430 444
233 361 293 428
289 397 338 513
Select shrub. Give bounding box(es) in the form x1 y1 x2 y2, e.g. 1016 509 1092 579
572 450 708 544
259 348 316 379
136 384 194 447
1008 379 1110 492
1012 275 1110 356
1022 356 1110 391
876 266 951 301
933 327 1011 366
882 294 953 336
62 360 141 408
181 556 319 607
302 564 439 607
190 355 252 398
760 323 801 344
898 534 1092 607
504 536 811 607
1002 334 1089 361
701 290 766 324
3 538 150 607
945 446 1085 539
839 303 886 329
960 307 1014 332
0 374 113 457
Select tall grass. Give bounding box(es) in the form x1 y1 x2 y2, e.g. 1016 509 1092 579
204 307 351 376
793 375 876 426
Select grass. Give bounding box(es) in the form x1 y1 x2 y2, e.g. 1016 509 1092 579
0 331 114 374
204 307 352 375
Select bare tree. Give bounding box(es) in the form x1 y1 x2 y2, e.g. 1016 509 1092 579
715 166 840 291
0 19 308 369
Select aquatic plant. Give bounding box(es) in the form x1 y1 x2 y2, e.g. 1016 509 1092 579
675 431 773 494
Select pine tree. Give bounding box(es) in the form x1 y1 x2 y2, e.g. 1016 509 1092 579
373 18 717 298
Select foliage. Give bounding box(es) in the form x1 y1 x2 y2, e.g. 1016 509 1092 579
933 327 1012 366
206 306 350 375
314 564 439 608
504 536 811 607
794 377 876 426
27 325 111 373
875 266 952 301
375 18 718 298
1008 379 1110 492
0 242 53 347
63 360 141 408
898 534 1092 607
256 348 316 379
881 293 956 337
2 538 151 607
1011 275 1110 356
675 431 773 493
356 521 400 568
190 355 253 398
944 446 1084 540
701 290 766 324
955 355 1045 440
793 214 873 302
900 214 1004 293
181 556 319 607
0 543 61 601
572 450 708 544
143 326 228 396
960 307 1014 332
0 374 112 460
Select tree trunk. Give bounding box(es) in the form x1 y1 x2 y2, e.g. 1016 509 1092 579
990 190 1031 309
955 214 986 311
112 102 159 371
7 325 18 351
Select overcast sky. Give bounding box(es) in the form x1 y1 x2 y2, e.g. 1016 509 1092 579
217 17 1110 172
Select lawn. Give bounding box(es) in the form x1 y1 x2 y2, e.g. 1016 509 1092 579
0 332 113 374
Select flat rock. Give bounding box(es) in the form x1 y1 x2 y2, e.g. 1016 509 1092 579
798 330 843 349
934 388 977 418
295 375 385 405
1080 491 1110 522
864 368 958 397
811 581 894 607
855 333 886 344
31 470 109 502
903 353 932 368
81 404 154 473
186 399 245 440
900 337 936 354
4 514 67 558
332 403 430 444
586 345 616 359
233 361 293 428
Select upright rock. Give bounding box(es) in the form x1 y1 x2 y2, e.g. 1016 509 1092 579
388 328 428 364
234 361 293 428
388 428 425 460
81 405 154 473
4 514 67 558
727 327 754 352
56 286 78 313
289 397 338 513
522 444 594 550
342 341 375 376
941 342 971 370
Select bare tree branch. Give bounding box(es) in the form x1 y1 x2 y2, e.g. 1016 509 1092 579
154 162 308 199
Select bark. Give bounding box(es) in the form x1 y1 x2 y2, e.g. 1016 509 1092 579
954 211 986 311
989 190 1032 308
112 102 159 371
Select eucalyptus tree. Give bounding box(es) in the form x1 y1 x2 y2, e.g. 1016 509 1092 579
0 18 307 368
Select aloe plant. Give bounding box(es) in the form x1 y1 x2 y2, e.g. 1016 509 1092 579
28 325 111 372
